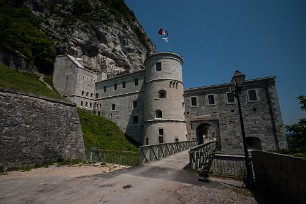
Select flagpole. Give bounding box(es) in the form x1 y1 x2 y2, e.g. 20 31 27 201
168 31 171 52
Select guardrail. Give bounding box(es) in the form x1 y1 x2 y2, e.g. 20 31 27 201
189 141 217 173
138 141 198 164
87 148 139 166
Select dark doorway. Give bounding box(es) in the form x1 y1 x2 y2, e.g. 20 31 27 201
196 123 217 144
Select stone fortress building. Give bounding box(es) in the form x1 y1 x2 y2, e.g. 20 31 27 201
53 52 287 154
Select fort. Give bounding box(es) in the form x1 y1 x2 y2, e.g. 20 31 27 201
53 52 287 154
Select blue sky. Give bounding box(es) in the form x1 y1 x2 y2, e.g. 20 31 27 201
125 0 306 125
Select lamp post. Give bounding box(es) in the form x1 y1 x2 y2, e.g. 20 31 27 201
229 70 254 188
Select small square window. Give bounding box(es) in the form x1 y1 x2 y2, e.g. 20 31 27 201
133 100 138 108
112 104 115 110
133 116 138 124
159 136 163 144
155 110 162 118
227 92 235 103
122 81 126 88
135 78 138 86
158 90 167 98
248 90 257 101
191 97 197 107
156 62 162 71
159 128 164 136
114 83 117 90
208 94 215 105
104 86 106 92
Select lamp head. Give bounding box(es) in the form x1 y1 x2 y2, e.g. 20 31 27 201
232 70 245 87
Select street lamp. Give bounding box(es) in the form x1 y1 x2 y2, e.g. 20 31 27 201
229 70 254 188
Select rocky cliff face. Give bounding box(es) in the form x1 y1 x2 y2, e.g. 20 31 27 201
23 0 156 76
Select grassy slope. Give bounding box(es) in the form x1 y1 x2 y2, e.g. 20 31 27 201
77 108 138 152
0 62 63 99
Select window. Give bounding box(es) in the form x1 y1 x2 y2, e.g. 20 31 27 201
156 62 161 71
146 138 149 145
155 110 162 118
191 97 197 107
86 92 88 96
208 94 215 105
135 78 138 86
85 102 88 107
158 90 167 98
112 104 115 110
90 103 92 108
104 86 106 92
133 100 138 108
81 101 83 106
82 91 84 96
90 93 93 97
226 92 235 103
248 90 258 101
175 138 179 142
159 128 164 136
133 116 138 124
122 81 126 88
96 93 98 99
114 83 117 90
98 111 100 116
159 136 163 144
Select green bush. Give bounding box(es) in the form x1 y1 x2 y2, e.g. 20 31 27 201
0 2 56 74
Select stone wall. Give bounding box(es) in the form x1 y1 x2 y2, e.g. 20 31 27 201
53 55 97 111
210 154 246 179
184 77 287 154
252 151 306 204
0 88 85 169
95 70 146 144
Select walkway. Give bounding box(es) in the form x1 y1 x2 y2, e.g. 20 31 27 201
0 150 258 204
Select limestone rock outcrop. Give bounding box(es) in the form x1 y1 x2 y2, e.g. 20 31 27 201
23 0 156 76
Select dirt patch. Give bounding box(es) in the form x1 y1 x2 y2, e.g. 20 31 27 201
0 163 129 180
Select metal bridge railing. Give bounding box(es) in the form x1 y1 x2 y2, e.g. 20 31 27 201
138 141 198 164
189 141 217 173
87 148 139 166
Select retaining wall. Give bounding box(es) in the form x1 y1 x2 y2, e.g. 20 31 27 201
211 154 246 178
252 151 306 204
0 88 85 169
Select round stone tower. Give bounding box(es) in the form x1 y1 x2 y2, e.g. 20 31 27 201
143 52 187 145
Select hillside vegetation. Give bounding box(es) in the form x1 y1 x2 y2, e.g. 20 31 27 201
0 62 62 99
0 1 56 74
77 108 138 152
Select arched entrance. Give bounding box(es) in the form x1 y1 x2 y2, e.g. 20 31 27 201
196 123 217 144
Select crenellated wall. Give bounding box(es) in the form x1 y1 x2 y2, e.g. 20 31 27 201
0 88 85 169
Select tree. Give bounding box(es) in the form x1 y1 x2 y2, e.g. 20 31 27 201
286 95 306 154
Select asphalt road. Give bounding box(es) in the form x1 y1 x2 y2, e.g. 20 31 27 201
0 150 257 204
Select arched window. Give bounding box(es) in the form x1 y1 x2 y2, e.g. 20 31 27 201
158 90 167 98
155 110 163 118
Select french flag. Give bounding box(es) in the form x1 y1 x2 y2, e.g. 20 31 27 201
158 28 169 42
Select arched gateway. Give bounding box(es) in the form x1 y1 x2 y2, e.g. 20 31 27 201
192 121 221 150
